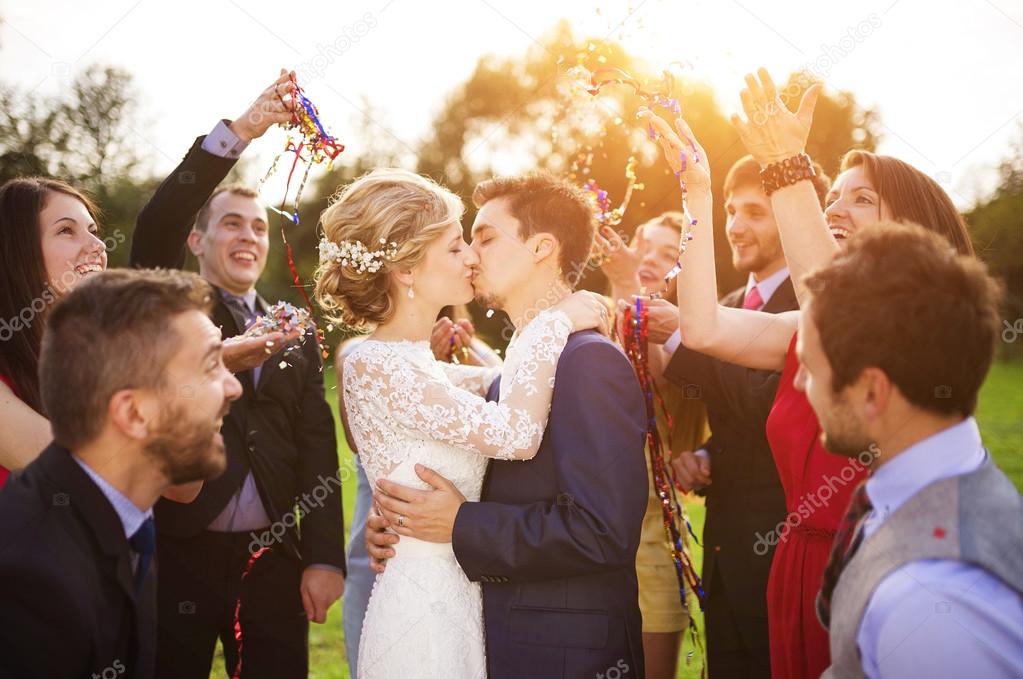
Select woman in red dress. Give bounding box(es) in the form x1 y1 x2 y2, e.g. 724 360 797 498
642 68 974 677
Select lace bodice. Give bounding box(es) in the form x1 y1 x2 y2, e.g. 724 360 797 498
342 309 572 491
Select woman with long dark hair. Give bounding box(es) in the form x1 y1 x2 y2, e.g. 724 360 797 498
0 177 107 485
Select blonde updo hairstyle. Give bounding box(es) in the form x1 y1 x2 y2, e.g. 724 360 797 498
315 168 465 329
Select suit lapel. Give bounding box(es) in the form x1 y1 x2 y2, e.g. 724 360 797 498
762 277 798 314
37 444 139 600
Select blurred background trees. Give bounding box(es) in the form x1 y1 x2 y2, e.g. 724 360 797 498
2 21 1018 355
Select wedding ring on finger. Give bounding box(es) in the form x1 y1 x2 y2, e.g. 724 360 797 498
397 514 407 528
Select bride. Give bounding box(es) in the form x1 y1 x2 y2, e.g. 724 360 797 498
314 168 609 679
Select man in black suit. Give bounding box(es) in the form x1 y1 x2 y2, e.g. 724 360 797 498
129 71 346 678
0 268 242 679
652 155 830 676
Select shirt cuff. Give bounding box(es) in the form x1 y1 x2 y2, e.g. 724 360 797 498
663 329 683 356
694 448 709 460
304 563 345 575
201 119 249 159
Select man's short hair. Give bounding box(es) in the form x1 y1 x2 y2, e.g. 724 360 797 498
193 183 261 233
472 172 596 286
40 269 214 450
724 154 832 208
804 223 1002 417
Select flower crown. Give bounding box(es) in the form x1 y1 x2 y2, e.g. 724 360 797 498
318 237 399 274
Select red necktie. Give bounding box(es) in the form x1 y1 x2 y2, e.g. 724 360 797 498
817 481 873 628
742 285 764 310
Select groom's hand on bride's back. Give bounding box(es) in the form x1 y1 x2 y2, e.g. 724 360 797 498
366 514 397 574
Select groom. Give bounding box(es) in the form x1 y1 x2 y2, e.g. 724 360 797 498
369 172 649 679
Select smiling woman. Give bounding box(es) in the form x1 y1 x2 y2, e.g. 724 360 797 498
0 177 108 481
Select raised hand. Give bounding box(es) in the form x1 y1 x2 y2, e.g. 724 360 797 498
638 108 711 190
229 69 297 142
731 68 821 167
593 225 644 292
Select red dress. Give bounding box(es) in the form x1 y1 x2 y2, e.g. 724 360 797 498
764 335 868 679
0 374 16 488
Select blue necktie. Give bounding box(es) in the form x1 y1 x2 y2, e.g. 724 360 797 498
129 517 155 594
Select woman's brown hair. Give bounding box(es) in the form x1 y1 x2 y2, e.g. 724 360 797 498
840 150 973 256
0 177 101 413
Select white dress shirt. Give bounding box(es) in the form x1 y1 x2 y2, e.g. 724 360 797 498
857 417 1023 678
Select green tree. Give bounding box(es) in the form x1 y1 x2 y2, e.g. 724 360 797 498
411 21 880 346
967 123 1023 358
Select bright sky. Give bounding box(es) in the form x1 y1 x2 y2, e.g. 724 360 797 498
2 0 1022 208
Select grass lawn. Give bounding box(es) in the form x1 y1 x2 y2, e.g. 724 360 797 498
210 360 1022 678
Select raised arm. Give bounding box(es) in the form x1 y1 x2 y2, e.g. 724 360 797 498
732 69 838 306
641 110 795 371
129 70 294 269
0 381 49 471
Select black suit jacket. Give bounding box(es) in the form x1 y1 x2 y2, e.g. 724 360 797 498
129 135 345 572
663 279 796 618
0 443 156 678
453 332 648 679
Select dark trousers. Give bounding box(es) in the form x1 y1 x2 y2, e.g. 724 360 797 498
155 530 308 679
704 562 771 678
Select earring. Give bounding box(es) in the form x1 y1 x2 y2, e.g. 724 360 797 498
407 284 415 300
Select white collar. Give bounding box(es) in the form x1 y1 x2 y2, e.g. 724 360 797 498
746 266 790 305
864 417 986 533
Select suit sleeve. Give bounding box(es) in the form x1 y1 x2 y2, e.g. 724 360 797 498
129 135 238 269
295 332 347 573
451 340 648 582
0 561 91 678
664 338 781 428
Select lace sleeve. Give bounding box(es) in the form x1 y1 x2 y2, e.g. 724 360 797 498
437 362 501 398
345 310 572 461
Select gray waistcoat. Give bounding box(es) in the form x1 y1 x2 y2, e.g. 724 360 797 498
823 460 1023 678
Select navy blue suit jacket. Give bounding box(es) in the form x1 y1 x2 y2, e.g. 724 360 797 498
452 331 648 679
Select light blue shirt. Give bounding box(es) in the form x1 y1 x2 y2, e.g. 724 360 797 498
72 456 153 541
857 417 1023 678
201 120 249 159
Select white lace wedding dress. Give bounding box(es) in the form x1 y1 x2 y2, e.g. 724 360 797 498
343 309 573 679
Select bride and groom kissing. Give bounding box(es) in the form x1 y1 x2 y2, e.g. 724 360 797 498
314 169 650 678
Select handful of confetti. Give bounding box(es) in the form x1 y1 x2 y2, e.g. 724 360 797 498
248 301 312 338
259 74 345 226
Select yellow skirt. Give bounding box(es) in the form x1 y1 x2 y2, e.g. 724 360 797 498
636 381 708 634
